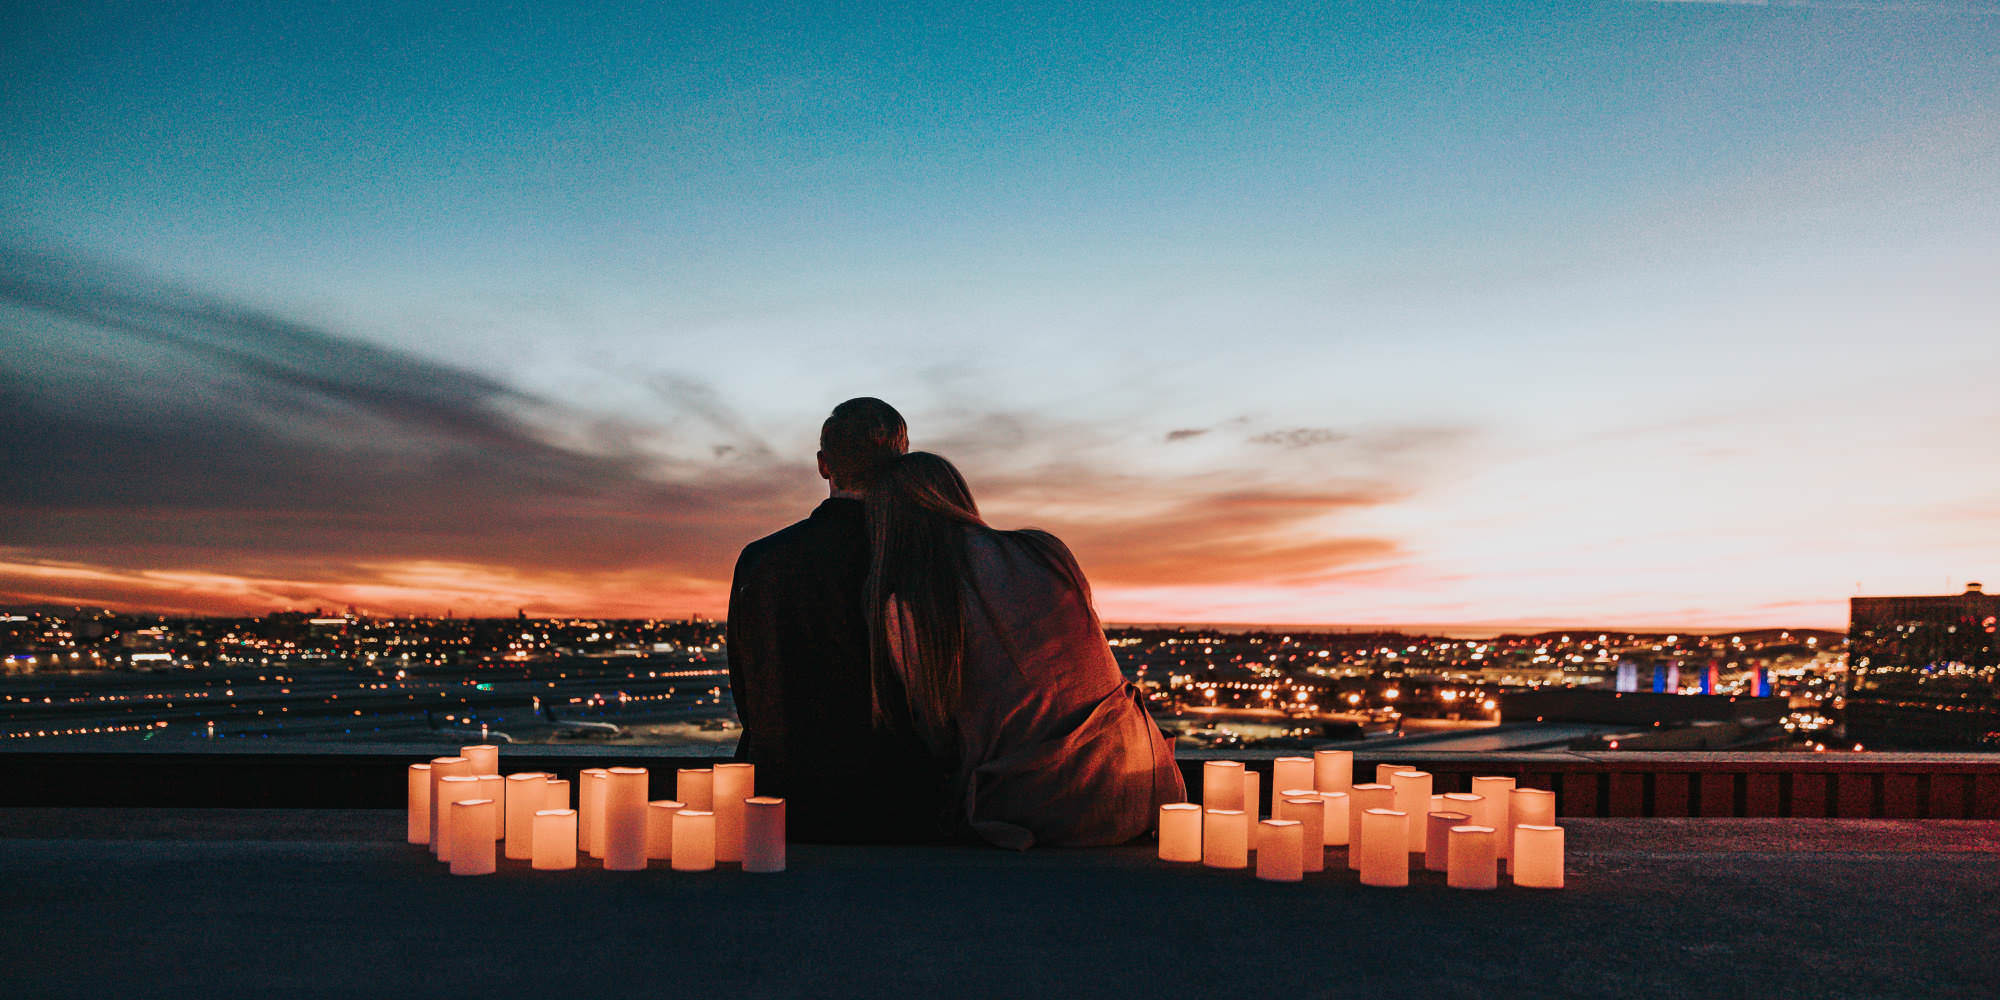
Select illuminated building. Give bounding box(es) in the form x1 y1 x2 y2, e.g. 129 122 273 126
1847 584 2000 749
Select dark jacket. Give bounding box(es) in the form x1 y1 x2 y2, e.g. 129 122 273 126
727 497 945 841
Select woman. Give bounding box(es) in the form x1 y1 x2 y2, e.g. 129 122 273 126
865 452 1186 849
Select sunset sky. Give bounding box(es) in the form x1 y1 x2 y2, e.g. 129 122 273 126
3 1 1997 630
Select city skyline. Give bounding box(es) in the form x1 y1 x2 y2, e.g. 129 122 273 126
4 2 1999 629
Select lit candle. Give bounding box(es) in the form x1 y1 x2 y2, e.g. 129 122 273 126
601 766 650 871
1390 771 1433 853
1313 749 1353 795
1346 784 1393 869
460 744 499 776
449 799 497 875
1446 824 1497 889
544 777 571 811
1424 811 1469 872
1374 763 1409 784
677 767 714 811
646 800 684 861
475 774 505 839
1357 809 1409 887
1202 809 1248 869
1241 771 1261 845
504 773 548 860
406 763 432 845
1158 803 1202 862
671 810 716 871
1275 795 1326 872
743 797 786 873
427 756 472 853
1512 825 1565 888
1255 821 1304 882
712 762 755 863
1317 791 1351 847
581 768 609 857
1507 788 1555 871
531 809 577 870
1470 777 1516 859
1271 757 1314 800
1202 761 1245 812
1442 792 1483 829
434 775 482 863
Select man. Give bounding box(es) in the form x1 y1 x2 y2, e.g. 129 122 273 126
726 397 944 841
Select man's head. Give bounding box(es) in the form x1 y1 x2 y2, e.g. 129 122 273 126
818 397 907 495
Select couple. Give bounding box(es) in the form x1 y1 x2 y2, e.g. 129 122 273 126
726 398 1186 849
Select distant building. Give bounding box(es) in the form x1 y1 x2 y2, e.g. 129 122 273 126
1847 584 2000 749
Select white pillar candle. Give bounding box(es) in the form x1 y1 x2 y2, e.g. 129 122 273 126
544 777 570 811
1512 825 1565 888
1442 792 1484 829
1255 821 1304 882
460 744 499 776
581 768 609 857
474 774 505 839
1272 758 1314 800
434 775 482 863
1390 771 1433 853
1276 796 1325 872
1202 809 1248 869
1446 824 1498 889
1241 771 1261 846
646 800 685 861
1158 803 1203 862
1470 777 1516 859
1346 784 1394 869
406 763 432 845
1313 749 1353 795
449 799 497 875
427 756 472 853
1507 788 1556 871
504 773 548 860
1425 811 1469 872
1317 791 1351 846
677 767 714 811
1357 809 1409 887
1375 763 1410 785
712 762 755 863
1202 761 1245 811
743 797 786 873
1429 794 1445 816
531 809 577 870
671 810 716 871
601 767 650 871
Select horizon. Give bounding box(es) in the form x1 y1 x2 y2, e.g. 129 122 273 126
5 2 1997 628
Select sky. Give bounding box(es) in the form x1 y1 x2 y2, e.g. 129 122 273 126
2 0 1997 630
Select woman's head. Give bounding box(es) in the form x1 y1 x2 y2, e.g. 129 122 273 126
864 452 985 733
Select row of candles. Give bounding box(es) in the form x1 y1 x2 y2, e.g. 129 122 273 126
1161 752 1566 889
405 746 785 876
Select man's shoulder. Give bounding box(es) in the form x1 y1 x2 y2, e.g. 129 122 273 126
736 503 863 578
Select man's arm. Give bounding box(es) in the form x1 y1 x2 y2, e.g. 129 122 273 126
724 546 771 762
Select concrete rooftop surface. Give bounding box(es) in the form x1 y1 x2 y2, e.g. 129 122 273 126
3 810 1996 1000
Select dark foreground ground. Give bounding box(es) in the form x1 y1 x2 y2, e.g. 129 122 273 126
2 810 1996 1000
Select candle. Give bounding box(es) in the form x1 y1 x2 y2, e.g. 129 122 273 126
1346 784 1394 869
1271 757 1314 800
743 797 786 873
460 744 499 777
1241 771 1261 845
1424 811 1469 872
713 762 755 863
531 809 577 870
427 756 472 853
1446 824 1498 889
601 767 650 871
1512 825 1565 888
1313 749 1353 795
1442 792 1483 829
581 768 609 857
1390 771 1433 852
671 810 717 872
1357 809 1409 887
677 767 714 811
1429 794 1445 816
1158 803 1202 862
1255 821 1304 882
406 763 432 845
646 800 684 861
434 775 482 863
1202 809 1248 869
449 799 497 875
1317 791 1351 847
1470 777 1516 859
1507 788 1556 871
1202 761 1245 812
474 774 505 839
1275 795 1326 872
544 777 571 811
504 773 548 860
1374 763 1409 784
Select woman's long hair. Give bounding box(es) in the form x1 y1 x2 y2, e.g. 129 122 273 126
864 452 986 734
